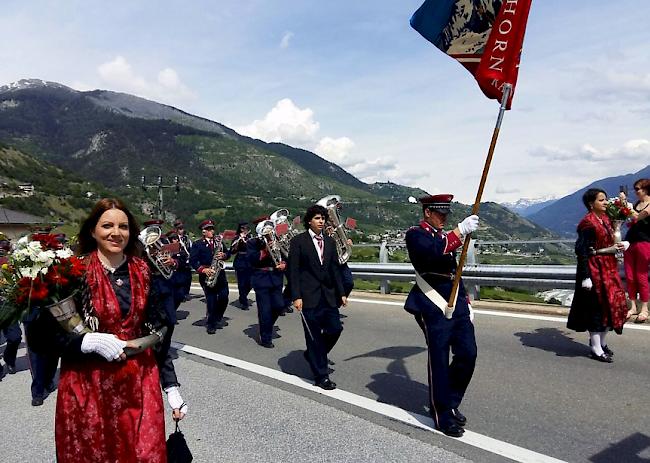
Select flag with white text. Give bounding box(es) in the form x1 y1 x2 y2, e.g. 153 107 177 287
410 0 532 108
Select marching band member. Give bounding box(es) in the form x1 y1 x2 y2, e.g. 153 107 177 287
289 204 347 390
173 219 193 302
166 230 191 312
230 221 253 310
404 194 479 437
247 218 286 348
190 219 230 334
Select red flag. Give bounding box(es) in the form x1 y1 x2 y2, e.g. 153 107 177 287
410 0 532 109
275 223 289 236
221 229 237 241
345 217 357 230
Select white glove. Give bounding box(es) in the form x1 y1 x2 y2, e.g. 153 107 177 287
81 333 127 361
581 278 593 290
164 386 188 415
468 304 475 323
458 215 479 236
621 241 630 252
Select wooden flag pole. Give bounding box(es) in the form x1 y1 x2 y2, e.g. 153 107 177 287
446 84 512 317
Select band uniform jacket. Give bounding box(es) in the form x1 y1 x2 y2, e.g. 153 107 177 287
404 221 470 318
247 237 284 289
190 237 229 289
289 231 344 309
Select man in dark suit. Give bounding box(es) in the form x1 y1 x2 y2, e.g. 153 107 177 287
289 204 347 390
404 194 479 437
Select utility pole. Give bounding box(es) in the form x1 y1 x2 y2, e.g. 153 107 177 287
141 175 180 220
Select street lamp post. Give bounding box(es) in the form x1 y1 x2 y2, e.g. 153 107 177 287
141 175 180 220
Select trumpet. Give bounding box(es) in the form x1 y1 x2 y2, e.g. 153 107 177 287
138 225 178 279
317 195 353 265
256 219 283 266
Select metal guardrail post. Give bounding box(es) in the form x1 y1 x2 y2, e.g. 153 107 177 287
379 240 390 294
465 240 480 300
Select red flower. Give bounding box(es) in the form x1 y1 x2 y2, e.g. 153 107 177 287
45 266 70 287
31 233 63 250
67 257 86 278
15 277 49 305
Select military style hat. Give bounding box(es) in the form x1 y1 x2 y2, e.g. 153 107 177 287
419 194 454 215
143 219 164 226
199 219 215 230
173 219 184 228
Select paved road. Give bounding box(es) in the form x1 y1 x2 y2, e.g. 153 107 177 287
1 290 648 462
168 289 650 463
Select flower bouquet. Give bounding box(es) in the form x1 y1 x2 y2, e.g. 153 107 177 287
605 197 634 222
0 233 88 331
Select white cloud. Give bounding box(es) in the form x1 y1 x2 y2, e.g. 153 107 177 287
315 137 355 165
530 139 650 163
96 56 196 105
280 31 294 49
236 98 319 145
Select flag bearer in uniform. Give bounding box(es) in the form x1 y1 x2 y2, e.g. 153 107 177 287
404 194 479 437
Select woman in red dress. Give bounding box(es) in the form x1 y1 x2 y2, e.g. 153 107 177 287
567 189 629 363
624 178 650 323
29 198 187 462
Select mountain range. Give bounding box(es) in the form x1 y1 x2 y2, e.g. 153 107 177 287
527 165 650 236
0 78 554 240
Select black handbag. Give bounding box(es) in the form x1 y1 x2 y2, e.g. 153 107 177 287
166 420 193 463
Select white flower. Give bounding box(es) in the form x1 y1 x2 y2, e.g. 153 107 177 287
19 266 45 279
55 249 73 259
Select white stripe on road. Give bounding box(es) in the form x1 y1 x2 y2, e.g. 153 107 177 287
171 341 566 463
348 298 650 332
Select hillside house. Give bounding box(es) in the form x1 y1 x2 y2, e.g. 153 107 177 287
0 207 48 240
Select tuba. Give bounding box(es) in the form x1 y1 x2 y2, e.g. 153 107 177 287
317 195 353 265
256 220 283 266
137 225 178 279
270 208 300 258
205 237 225 288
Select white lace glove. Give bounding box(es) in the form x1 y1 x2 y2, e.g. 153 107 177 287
581 278 593 290
164 386 188 415
80 333 127 361
458 215 479 236
620 241 630 251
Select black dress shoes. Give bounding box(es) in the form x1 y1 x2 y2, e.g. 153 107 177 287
590 352 613 363
206 328 216 335
437 422 465 438
6 364 16 375
315 378 337 390
451 408 467 426
260 341 274 348
602 345 614 356
32 397 44 407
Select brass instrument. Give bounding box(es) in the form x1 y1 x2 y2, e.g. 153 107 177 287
270 208 300 258
137 225 178 279
317 195 353 265
256 219 283 266
205 237 225 288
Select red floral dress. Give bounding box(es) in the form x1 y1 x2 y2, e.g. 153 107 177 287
55 252 166 462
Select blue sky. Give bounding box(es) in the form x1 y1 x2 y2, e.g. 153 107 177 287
2 0 649 203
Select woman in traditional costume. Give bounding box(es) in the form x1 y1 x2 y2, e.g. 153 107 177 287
624 178 650 323
567 189 629 363
28 198 187 462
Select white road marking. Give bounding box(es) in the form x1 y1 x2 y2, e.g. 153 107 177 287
172 341 567 463
347 298 650 332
